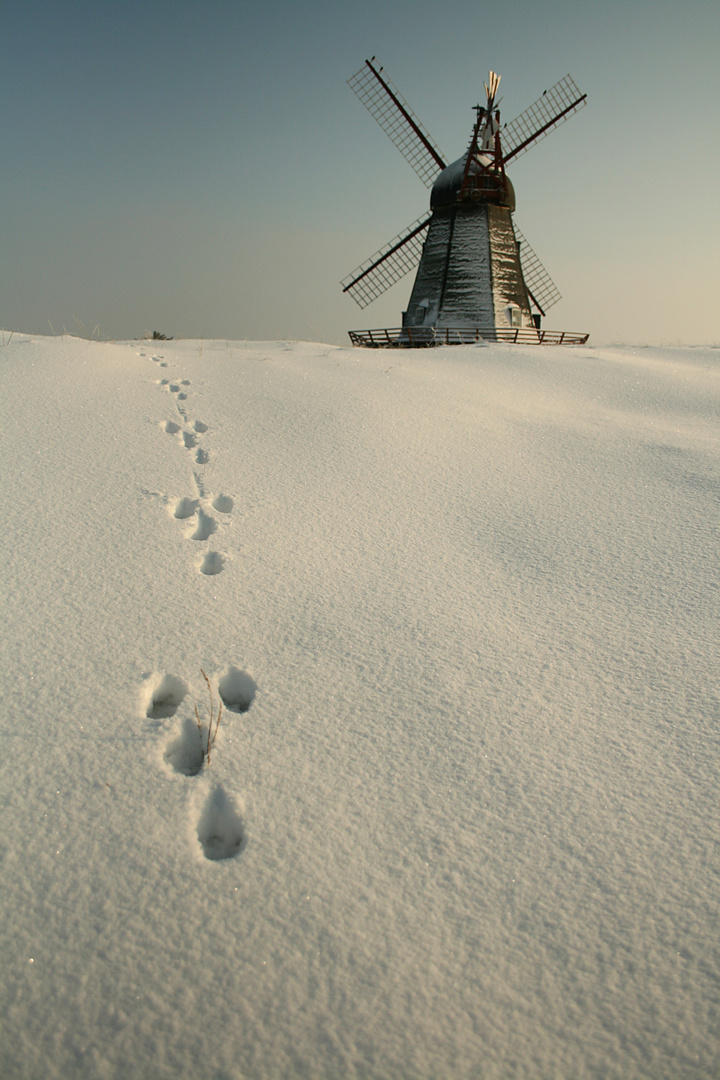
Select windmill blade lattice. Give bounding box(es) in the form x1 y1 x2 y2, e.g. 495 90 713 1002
341 215 432 308
502 75 587 165
514 226 561 314
348 59 447 187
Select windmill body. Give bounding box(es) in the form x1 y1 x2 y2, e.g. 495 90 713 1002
342 60 589 347
402 154 531 333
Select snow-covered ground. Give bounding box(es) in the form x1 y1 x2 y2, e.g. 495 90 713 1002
1 334 718 1079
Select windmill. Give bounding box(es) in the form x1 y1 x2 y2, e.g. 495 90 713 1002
341 58 589 347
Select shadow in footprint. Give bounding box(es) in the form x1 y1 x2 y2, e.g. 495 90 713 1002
146 674 188 720
218 666 256 713
200 552 224 576
196 448 209 465
193 420 208 433
165 420 181 434
164 717 204 776
174 497 199 519
190 510 216 541
212 494 233 514
182 432 197 449
197 785 245 861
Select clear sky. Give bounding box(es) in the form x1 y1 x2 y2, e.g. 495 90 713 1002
3 0 719 345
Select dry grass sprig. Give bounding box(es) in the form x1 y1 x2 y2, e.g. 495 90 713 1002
195 668 223 766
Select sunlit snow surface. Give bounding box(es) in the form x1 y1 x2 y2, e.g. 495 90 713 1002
1 334 718 1079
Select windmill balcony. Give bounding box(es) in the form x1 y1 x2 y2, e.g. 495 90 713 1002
348 327 590 348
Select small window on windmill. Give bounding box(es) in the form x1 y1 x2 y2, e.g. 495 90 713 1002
415 298 430 324
506 303 522 327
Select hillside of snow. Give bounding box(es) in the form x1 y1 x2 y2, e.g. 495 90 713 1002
1 334 718 1079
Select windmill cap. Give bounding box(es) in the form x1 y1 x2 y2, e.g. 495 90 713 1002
431 153 515 211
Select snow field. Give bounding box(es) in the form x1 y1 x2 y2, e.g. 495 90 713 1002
0 334 718 1079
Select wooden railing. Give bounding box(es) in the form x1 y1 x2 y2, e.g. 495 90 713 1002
348 327 590 348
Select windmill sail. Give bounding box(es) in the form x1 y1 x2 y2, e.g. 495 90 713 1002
514 226 562 314
502 75 587 164
347 58 446 187
341 215 432 309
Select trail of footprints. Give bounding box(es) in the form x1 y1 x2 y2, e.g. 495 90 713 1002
138 349 249 860
143 667 256 861
150 358 233 577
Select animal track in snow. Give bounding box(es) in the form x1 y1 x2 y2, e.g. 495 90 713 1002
218 666 256 713
144 666 255 858
189 509 216 541
151 380 233 579
197 785 245 861
164 717 204 776
144 673 188 721
212 494 233 514
174 497 199 519
200 551 224 576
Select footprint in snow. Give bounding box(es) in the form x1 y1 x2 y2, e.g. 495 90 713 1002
189 509 216 541
197 785 245 861
212 494 233 514
165 420 181 434
193 420 208 433
177 392 187 401
218 665 256 713
169 383 181 393
182 431 197 449
164 717 204 776
174 497 199 519
144 673 188 721
181 379 190 386
195 448 210 465
200 551 224 576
